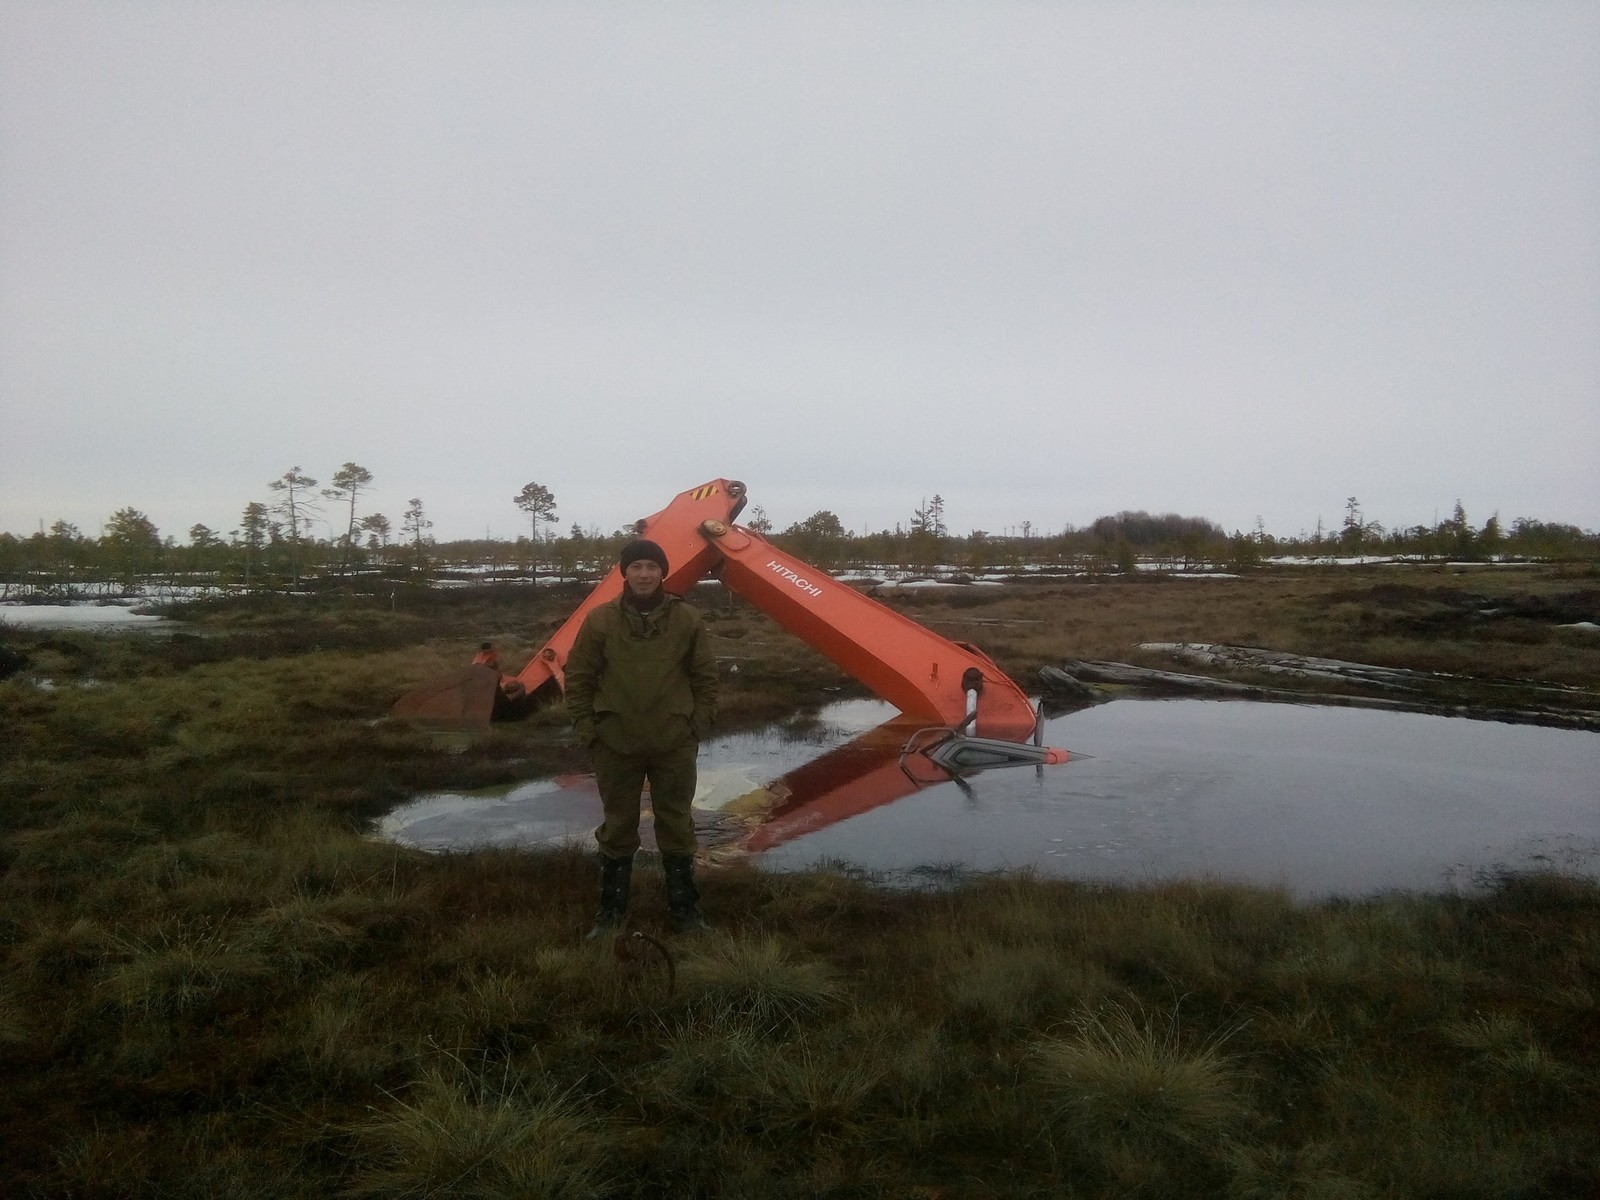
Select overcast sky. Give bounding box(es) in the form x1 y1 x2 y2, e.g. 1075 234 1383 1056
2 2 1596 545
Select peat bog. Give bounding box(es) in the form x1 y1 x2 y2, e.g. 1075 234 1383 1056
2 563 1598 1197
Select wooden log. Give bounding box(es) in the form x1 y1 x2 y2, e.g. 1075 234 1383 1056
1135 642 1429 690
1040 655 1600 732
1037 664 1100 700
1048 659 1262 693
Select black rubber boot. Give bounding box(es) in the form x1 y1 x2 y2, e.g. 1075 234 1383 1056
585 854 633 941
662 853 710 934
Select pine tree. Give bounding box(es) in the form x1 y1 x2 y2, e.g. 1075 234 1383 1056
401 499 432 573
239 502 269 585
268 467 320 585
513 482 559 586
103 508 161 584
322 462 374 577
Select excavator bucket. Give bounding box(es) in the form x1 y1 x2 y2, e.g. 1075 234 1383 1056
389 664 506 732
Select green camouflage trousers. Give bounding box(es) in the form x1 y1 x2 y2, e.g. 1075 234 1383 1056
591 739 700 859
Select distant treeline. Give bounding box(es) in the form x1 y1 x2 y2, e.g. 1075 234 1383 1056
2 492 1595 598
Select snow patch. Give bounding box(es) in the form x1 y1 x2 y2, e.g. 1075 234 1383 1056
0 603 169 629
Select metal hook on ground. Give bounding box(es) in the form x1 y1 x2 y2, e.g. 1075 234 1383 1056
613 929 677 995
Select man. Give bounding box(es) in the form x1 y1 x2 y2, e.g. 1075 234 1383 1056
565 538 718 936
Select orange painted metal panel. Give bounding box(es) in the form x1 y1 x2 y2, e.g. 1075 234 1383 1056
706 524 1040 741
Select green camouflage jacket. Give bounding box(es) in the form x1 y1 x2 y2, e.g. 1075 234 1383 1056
565 592 718 755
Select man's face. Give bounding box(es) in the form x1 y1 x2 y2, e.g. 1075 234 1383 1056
624 558 663 599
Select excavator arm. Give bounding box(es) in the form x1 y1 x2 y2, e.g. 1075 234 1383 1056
699 519 1040 741
391 478 1066 767
505 479 749 699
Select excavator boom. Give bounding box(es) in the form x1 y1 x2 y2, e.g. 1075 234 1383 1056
700 520 1039 741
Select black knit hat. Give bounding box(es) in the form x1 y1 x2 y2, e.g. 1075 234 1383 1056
619 538 668 574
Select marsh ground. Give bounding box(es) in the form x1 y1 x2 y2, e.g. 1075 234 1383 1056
2 562 1597 1197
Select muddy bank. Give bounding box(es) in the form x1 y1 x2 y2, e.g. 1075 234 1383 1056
1329 581 1600 635
1042 643 1600 732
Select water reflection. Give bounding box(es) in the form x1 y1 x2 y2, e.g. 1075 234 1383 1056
381 698 1600 898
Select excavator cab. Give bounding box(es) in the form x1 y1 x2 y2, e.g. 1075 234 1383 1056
390 478 1072 781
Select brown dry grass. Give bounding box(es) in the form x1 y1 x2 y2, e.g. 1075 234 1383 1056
703 564 1600 720
2 564 1599 1196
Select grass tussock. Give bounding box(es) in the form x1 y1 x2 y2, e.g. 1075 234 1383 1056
343 1066 614 1200
677 934 847 1027
6 848 1599 1198
1028 1002 1250 1151
2 571 1598 1196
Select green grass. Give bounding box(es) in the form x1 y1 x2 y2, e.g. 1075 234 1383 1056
342 1064 614 1200
2 583 1599 1197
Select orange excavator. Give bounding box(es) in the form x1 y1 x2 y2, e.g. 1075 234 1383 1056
391 478 1069 776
